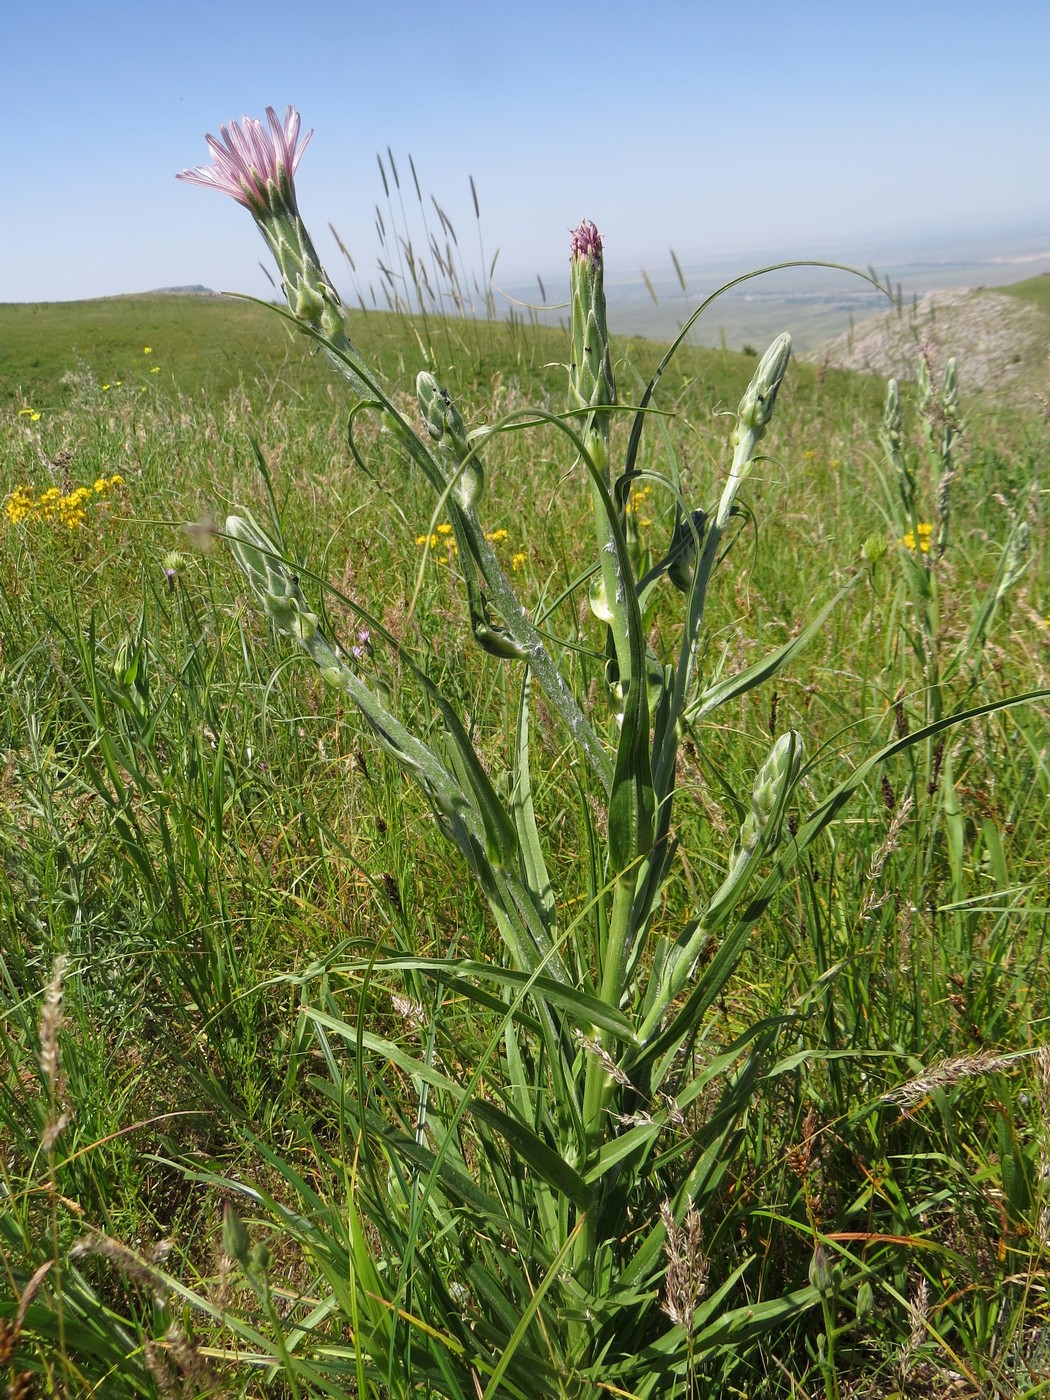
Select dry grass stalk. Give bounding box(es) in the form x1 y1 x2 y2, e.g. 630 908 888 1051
69 1233 170 1306
660 1201 709 1332
38 955 71 1153
882 1049 1031 1109
71 1237 217 1395
895 1275 931 1387
859 792 914 921
37 955 68 1093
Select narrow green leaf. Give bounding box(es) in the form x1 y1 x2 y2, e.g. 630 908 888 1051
512 672 555 925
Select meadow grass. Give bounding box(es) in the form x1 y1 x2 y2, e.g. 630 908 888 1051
0 293 576 411
1 282 1049 1399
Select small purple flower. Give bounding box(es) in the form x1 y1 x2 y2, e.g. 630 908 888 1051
177 106 312 215
350 628 371 661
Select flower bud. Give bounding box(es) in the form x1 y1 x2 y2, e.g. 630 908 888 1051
416 372 484 508
732 333 791 443
113 636 136 685
716 334 791 529
249 1241 272 1275
739 729 803 857
996 520 1030 602
943 357 958 422
882 378 902 448
568 220 616 424
223 1204 250 1266
808 1241 838 1300
667 509 708 593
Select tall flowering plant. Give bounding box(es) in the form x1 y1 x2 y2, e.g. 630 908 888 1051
178 106 348 354
174 110 1042 1396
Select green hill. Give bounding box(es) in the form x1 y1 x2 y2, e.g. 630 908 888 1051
996 270 1050 312
0 290 815 421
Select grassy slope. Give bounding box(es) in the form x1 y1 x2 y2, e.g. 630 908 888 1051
997 270 1050 311
0 293 576 410
9 269 1043 419
1 290 884 416
1 290 1048 1396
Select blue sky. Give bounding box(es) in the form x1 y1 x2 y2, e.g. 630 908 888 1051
7 0 1050 305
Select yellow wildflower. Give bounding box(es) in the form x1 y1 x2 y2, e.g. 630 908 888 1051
4 487 36 525
512 552 527 572
143 346 153 354
485 528 509 544
899 521 934 554
4 476 123 532
624 484 654 526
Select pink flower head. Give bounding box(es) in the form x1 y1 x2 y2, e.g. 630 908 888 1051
177 105 312 215
570 219 602 262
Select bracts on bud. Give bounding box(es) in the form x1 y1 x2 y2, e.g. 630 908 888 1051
569 220 616 466
701 728 804 928
736 728 804 865
417 372 484 509
639 730 804 1041
715 333 791 530
570 220 635 698
882 377 916 516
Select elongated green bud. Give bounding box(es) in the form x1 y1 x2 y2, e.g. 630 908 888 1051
917 348 933 413
737 728 803 860
226 513 321 646
935 356 958 557
568 220 616 455
223 1204 251 1267
112 636 137 686
416 371 484 508
417 371 467 450
570 219 631 698
733 332 791 441
715 333 791 528
943 357 958 423
882 378 902 450
996 519 1030 602
882 377 915 513
640 725 804 1032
